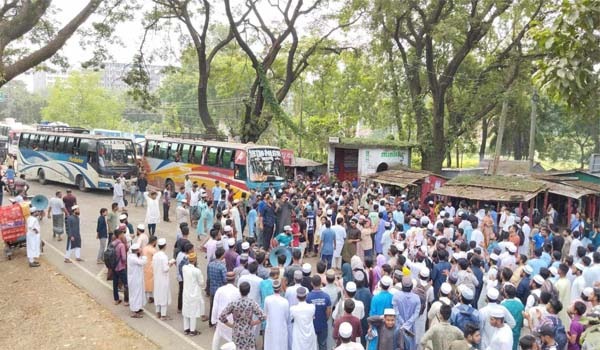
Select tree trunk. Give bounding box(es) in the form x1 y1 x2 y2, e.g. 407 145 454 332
479 116 489 162
593 108 600 153
385 45 403 138
456 144 460 169
446 149 452 168
197 47 217 134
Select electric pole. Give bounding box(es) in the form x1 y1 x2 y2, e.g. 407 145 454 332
492 99 508 175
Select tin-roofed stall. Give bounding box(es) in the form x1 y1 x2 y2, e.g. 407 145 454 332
364 167 447 204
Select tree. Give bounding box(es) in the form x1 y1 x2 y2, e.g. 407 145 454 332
0 80 46 123
224 0 361 143
0 0 135 87
367 0 544 173
41 71 124 128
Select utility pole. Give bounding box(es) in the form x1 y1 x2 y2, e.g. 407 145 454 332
299 80 303 158
492 99 508 175
528 89 538 171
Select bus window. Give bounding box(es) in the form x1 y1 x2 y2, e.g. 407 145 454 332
191 145 203 164
146 140 157 157
56 136 66 152
168 142 179 161
180 143 191 163
221 149 234 169
72 138 82 155
158 142 168 159
39 135 48 150
20 133 30 148
31 134 41 150
66 137 75 154
79 139 89 155
234 164 247 180
46 135 55 151
206 147 218 166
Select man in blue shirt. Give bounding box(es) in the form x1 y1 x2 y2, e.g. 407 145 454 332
319 220 335 269
259 194 276 250
527 247 548 276
307 275 331 350
211 180 222 215
431 249 451 300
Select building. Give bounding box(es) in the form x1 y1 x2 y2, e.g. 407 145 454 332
99 62 165 91
32 70 69 93
327 137 416 181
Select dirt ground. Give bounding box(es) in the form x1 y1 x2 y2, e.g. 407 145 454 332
0 246 158 350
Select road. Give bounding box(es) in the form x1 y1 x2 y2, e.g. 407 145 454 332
28 180 214 349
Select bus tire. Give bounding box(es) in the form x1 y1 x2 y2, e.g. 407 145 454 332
165 179 175 198
76 175 87 192
38 169 47 185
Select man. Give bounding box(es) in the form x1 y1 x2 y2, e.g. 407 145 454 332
479 288 516 350
153 238 174 320
332 217 347 270
212 180 222 216
182 250 204 336
420 304 464 350
96 208 109 264
113 177 126 209
428 282 454 328
64 205 83 262
127 243 147 318
208 247 228 328
286 270 305 308
231 199 242 240
142 235 157 303
500 284 524 350
367 308 404 350
583 252 600 288
48 190 67 241
307 275 332 350
284 249 303 286
291 286 318 350
449 323 481 350
238 261 263 306
62 188 77 215
219 281 266 350
555 263 572 327
259 194 277 250
264 279 290 350
320 219 336 269
393 276 421 350
371 276 394 316
342 218 361 264
223 237 239 272
335 322 364 350
333 299 362 346
486 308 513 350
451 286 480 333
111 230 129 305
135 223 149 249
571 262 586 304
536 324 559 350
107 203 120 240
26 207 43 267
135 173 148 207
516 265 534 305
432 249 452 299
211 271 241 350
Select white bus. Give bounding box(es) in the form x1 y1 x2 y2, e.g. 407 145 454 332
18 126 138 191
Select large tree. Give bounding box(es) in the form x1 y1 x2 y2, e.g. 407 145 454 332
0 80 46 123
368 0 544 173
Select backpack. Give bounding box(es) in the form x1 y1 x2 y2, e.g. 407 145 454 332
453 305 479 332
545 315 568 350
414 284 430 316
103 243 119 270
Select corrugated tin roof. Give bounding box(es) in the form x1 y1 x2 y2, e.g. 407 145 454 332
290 157 324 167
432 185 539 202
364 168 437 188
446 175 546 192
542 180 596 199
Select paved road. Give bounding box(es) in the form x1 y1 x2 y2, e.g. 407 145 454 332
28 180 213 349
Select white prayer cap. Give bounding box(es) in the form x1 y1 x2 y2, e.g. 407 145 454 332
30 206 40 212
339 322 353 338
523 216 530 223
380 276 392 287
523 265 533 275
419 267 430 279
440 283 452 295
326 209 333 216
533 275 545 285
119 213 127 220
131 243 140 251
227 238 236 247
224 225 232 232
302 263 312 274
549 266 558 276
427 223 434 230
420 216 430 225
284 225 292 231
383 308 396 316
486 288 500 301
71 205 80 210
241 242 250 250
157 238 166 246
460 286 475 300
507 243 517 253
137 224 145 230
345 281 357 293
233 199 240 204
490 308 505 319
575 263 585 271
489 253 499 261
222 209 229 215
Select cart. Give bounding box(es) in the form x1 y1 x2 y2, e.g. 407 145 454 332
1 203 29 260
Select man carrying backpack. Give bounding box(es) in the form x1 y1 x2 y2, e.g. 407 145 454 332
450 286 480 333
536 324 560 350
109 230 129 305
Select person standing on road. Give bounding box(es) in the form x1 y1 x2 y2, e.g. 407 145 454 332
113 177 126 210
291 286 318 350
135 224 149 249
153 238 174 320
211 271 241 350
182 250 205 336
62 188 77 238
163 184 172 222
106 203 119 242
142 235 157 303
64 205 83 263
136 173 147 207
219 281 267 350
26 207 43 268
48 190 67 241
144 190 161 236
111 230 129 305
264 279 290 350
96 208 109 264
259 194 276 250
127 242 147 318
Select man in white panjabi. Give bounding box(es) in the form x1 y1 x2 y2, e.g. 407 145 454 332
152 238 174 320
230 199 242 240
290 286 317 350
264 279 290 350
182 251 204 336
211 271 241 350
113 178 125 209
485 308 513 350
26 207 43 267
127 243 147 318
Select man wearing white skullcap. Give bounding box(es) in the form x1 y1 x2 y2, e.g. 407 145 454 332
487 308 513 350
26 206 43 267
428 282 454 328
153 238 175 319
479 287 516 350
367 308 404 350
334 321 364 350
127 242 147 318
450 286 480 333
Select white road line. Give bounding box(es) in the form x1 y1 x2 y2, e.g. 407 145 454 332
43 239 205 350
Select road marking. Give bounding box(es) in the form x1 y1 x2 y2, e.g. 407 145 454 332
43 240 205 350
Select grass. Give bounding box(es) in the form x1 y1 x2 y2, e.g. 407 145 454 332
438 153 582 171
447 174 545 192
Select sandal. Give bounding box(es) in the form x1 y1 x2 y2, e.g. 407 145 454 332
114 300 122 305
131 313 143 318
160 316 173 321
201 315 209 322
188 331 200 336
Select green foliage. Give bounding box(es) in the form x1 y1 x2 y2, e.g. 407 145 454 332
41 71 124 129
0 80 46 124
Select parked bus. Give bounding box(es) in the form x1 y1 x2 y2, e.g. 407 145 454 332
91 128 145 157
143 133 286 197
18 126 138 191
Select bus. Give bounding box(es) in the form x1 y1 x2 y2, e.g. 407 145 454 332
91 128 145 157
18 126 138 191
143 133 286 197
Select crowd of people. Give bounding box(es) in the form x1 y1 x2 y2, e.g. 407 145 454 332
22 173 600 350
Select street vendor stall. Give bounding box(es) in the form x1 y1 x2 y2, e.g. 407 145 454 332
364 167 447 204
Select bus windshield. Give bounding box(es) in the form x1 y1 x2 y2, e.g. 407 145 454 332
98 139 136 168
247 148 285 182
